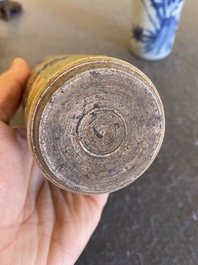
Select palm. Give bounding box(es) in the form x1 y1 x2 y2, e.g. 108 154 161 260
0 59 108 265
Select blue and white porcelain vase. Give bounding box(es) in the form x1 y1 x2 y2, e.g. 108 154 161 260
130 0 185 60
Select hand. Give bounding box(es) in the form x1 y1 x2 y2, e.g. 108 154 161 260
0 59 109 265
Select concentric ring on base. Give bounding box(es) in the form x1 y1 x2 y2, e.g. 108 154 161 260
78 108 126 157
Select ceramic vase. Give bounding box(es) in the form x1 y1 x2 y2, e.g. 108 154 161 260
130 0 185 60
24 55 165 194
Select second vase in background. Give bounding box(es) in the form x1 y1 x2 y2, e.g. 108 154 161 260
130 0 185 60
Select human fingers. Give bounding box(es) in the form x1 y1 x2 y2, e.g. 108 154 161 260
88 193 109 209
0 58 30 123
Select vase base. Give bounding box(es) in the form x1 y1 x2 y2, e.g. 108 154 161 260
129 42 172 61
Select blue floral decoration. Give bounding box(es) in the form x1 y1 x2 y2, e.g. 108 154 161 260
132 0 184 55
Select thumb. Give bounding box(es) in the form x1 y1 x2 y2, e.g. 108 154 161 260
0 58 30 124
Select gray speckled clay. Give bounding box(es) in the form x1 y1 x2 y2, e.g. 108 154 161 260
24 55 165 194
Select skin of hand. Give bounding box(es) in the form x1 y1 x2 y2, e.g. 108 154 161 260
0 58 109 265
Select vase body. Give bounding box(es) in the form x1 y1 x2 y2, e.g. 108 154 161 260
130 0 185 60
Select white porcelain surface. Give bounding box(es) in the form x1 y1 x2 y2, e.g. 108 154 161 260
130 0 185 60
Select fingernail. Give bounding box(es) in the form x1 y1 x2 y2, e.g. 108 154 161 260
10 58 25 69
